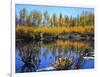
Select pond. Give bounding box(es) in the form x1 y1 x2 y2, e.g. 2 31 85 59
16 40 94 73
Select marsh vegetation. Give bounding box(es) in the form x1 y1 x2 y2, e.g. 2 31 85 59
16 5 94 73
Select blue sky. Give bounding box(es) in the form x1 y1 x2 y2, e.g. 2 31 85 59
16 4 94 18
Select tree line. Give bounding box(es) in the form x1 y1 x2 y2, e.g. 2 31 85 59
16 8 94 27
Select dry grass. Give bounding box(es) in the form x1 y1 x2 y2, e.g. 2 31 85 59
16 25 94 39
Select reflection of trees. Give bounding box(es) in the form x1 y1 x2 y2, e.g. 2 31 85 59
75 54 84 69
42 47 50 59
16 40 93 72
41 40 87 60
41 41 87 70
16 42 41 72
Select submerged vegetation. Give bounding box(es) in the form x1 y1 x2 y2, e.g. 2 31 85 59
53 56 73 70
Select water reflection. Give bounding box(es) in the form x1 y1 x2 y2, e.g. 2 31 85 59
16 42 41 72
16 40 94 73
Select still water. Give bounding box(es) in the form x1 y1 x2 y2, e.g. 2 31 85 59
16 40 94 73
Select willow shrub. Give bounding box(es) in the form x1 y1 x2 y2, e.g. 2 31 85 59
16 26 40 40
16 25 94 40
